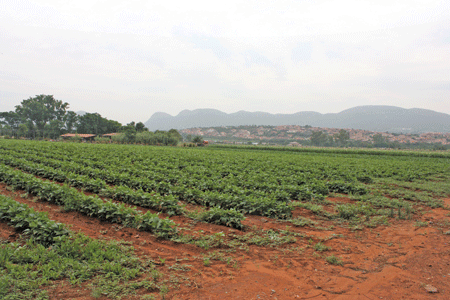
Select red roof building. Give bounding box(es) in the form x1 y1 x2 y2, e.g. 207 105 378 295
60 133 96 141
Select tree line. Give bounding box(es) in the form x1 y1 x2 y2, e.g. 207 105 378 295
0 94 182 145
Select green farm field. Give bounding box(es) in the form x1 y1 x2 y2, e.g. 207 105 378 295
1 139 449 299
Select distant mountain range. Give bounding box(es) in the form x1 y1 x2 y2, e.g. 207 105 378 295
144 106 450 133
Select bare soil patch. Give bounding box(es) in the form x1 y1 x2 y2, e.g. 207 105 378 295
1 183 449 299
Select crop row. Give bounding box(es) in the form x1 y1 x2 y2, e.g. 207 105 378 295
0 151 183 216
2 140 442 190
0 195 164 299
0 194 69 246
3 141 374 195
0 147 298 199
211 144 450 158
0 148 292 219
1 140 448 215
0 164 177 238
24 140 448 179
0 154 247 229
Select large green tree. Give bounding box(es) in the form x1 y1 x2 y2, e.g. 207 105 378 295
63 111 79 133
77 113 122 135
135 122 148 132
168 129 182 142
335 129 350 146
14 95 69 137
0 112 22 137
1 94 128 138
17 124 28 137
124 121 148 132
0 111 21 129
123 125 137 143
310 131 328 146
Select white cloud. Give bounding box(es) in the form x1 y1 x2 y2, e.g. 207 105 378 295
1 0 449 123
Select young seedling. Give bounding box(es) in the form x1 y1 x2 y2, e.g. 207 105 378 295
158 257 166 265
203 258 211 266
326 255 343 265
314 242 330 252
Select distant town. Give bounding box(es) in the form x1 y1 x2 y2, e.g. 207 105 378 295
181 125 450 149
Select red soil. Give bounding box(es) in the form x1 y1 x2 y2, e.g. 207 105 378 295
1 183 449 300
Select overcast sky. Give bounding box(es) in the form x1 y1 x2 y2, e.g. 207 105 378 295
1 0 449 124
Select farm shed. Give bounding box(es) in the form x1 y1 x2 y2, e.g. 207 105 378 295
102 133 120 139
60 133 96 142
